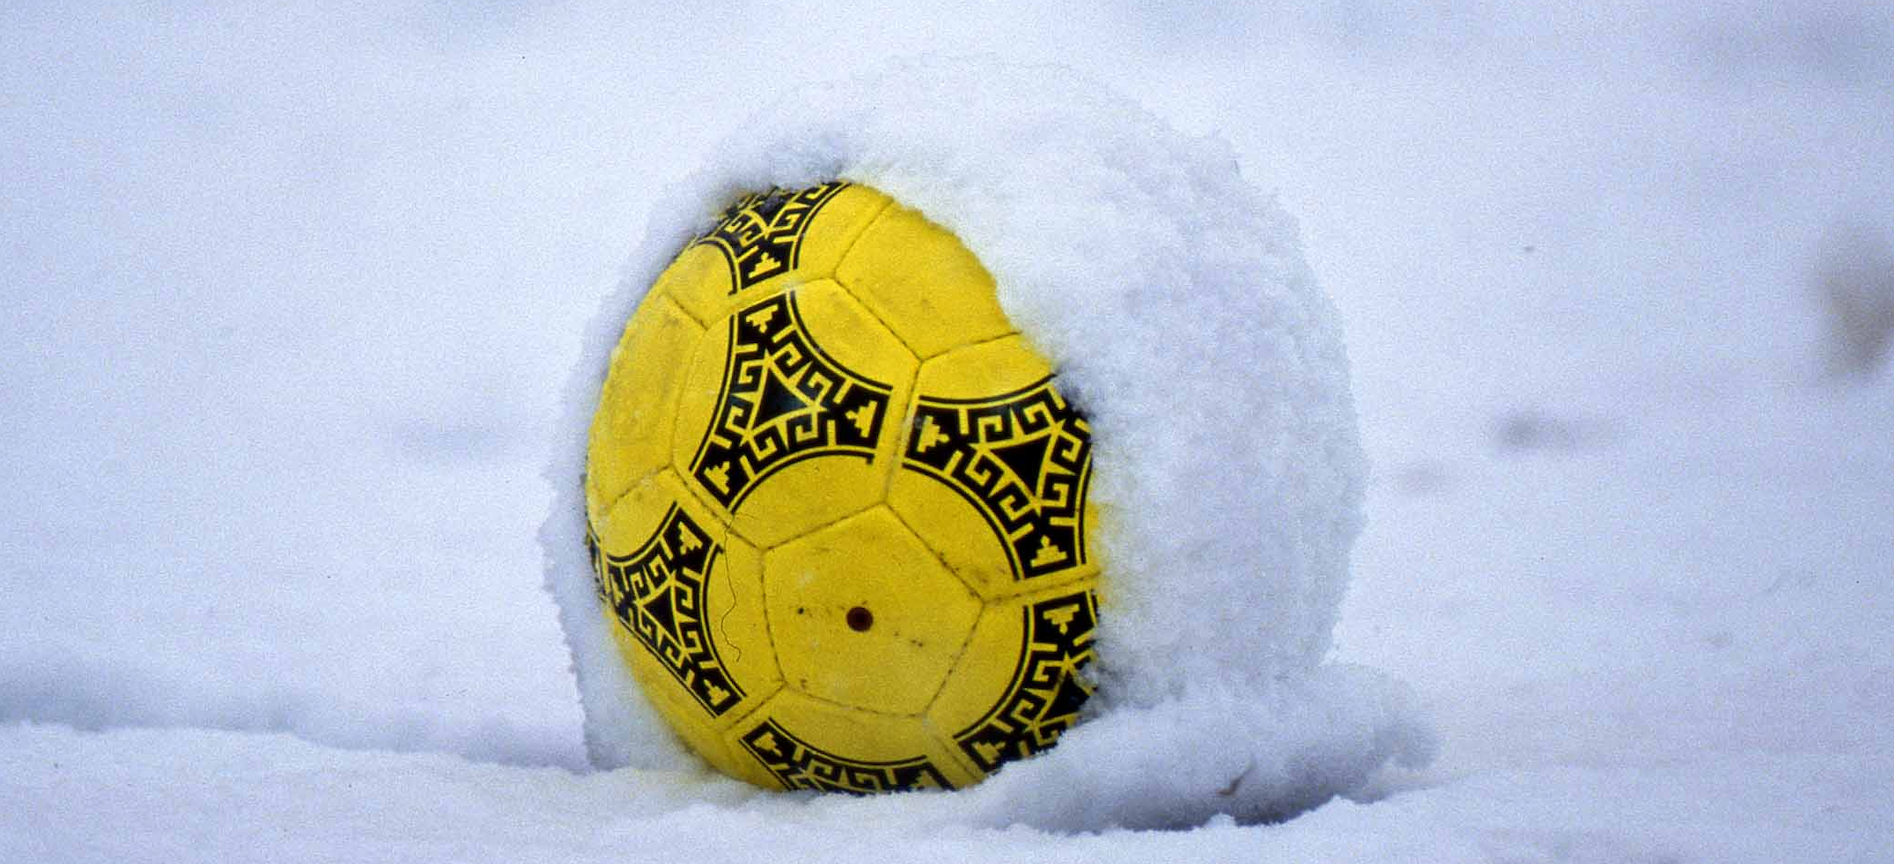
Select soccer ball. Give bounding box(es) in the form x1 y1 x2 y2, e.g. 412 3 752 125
584 181 1099 793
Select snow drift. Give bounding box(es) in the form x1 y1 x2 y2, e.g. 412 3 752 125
542 57 1432 829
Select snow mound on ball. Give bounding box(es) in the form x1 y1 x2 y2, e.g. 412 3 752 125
543 57 1433 828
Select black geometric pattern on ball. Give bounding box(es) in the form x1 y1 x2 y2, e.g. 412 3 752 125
739 718 952 794
903 378 1092 581
954 590 1097 772
586 506 744 717
693 182 850 293
689 292 892 510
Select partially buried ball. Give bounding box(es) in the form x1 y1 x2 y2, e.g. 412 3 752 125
584 182 1099 793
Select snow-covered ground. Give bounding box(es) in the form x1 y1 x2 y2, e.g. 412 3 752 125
4 2 1891 861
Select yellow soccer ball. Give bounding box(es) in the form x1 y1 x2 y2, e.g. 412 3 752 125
584 182 1099 793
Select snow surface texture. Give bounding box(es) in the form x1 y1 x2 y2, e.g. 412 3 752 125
543 60 1433 829
5 1 1893 860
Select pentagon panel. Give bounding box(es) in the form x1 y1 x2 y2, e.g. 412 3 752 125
763 506 981 717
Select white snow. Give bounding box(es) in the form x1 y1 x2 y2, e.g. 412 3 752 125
4 0 1892 860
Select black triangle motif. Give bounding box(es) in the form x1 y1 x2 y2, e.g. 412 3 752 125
988 431 1055 494
751 365 811 432
641 585 677 636
1044 668 1091 720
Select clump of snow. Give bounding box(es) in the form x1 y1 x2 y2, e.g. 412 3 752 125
543 57 1432 826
